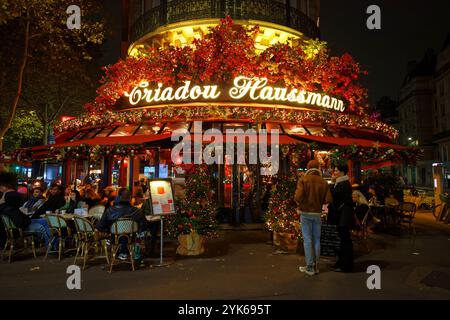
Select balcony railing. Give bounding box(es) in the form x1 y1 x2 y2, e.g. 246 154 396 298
130 0 320 43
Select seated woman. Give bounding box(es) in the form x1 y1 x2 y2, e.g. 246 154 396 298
352 190 370 224
367 187 378 205
59 190 83 213
83 188 101 209
384 193 400 225
131 187 145 208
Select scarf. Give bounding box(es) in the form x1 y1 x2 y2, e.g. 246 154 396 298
335 175 350 184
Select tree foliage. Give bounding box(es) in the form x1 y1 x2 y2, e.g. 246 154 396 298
3 109 43 151
0 0 105 150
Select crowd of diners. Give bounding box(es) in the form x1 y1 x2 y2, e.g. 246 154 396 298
0 172 159 261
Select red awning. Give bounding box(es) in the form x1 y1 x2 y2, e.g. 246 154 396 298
180 134 304 145
50 133 172 148
289 135 406 149
361 160 402 170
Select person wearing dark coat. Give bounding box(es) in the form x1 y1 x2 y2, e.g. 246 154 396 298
96 188 146 259
32 185 66 218
96 188 146 233
328 163 355 273
1 173 27 247
0 190 30 229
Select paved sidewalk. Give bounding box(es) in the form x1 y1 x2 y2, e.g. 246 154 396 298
0 211 449 299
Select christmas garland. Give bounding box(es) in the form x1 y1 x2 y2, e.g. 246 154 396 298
0 149 33 163
48 144 148 161
54 106 398 139
330 144 423 164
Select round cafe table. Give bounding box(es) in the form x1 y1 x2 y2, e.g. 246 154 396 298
369 204 387 228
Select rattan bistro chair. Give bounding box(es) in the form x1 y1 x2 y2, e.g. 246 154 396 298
88 205 105 220
1 215 37 263
44 214 75 261
398 202 417 236
109 218 138 273
73 216 109 270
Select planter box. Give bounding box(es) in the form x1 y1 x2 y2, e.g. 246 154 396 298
176 231 205 256
273 232 298 253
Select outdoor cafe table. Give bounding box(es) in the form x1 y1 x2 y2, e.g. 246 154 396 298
369 204 400 229
369 204 388 228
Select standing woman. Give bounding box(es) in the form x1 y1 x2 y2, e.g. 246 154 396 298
328 163 355 273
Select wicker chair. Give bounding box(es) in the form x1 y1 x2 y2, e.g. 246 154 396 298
73 216 109 270
1 215 37 263
398 202 417 236
44 214 75 261
352 207 371 251
109 218 139 273
88 205 105 220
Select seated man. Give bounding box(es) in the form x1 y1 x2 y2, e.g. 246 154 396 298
19 186 52 247
20 187 45 216
32 184 66 218
96 188 146 260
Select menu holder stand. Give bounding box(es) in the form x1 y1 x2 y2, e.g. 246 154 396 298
146 178 177 268
148 215 174 267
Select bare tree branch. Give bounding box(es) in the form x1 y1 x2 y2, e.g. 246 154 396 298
0 12 30 151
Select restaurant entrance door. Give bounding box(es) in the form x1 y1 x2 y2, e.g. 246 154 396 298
220 158 259 225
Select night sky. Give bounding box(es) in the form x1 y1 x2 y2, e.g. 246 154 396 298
321 0 450 105
101 0 450 106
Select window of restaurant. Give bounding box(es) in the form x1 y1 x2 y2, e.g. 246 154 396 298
44 162 62 185
96 127 117 138
110 124 139 137
111 157 122 187
84 128 102 139
282 124 308 135
70 130 89 141
140 148 158 179
135 123 164 135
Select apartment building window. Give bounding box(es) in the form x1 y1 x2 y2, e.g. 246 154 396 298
442 103 446 116
440 83 445 97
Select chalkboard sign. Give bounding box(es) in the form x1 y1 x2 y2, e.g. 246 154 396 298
320 224 340 257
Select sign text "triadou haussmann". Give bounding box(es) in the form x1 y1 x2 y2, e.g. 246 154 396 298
125 76 346 112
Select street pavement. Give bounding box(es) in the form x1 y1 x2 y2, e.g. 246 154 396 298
0 210 449 300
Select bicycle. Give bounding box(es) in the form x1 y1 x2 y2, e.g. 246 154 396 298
430 194 450 222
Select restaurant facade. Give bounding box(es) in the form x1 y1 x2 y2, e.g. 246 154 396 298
4 0 419 223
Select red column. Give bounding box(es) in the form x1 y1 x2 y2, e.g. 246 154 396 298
63 159 71 186
119 157 128 187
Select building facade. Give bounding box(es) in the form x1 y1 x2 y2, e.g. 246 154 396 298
432 34 450 190
398 35 450 191
398 50 435 188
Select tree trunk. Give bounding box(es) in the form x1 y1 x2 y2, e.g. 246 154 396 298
43 103 48 145
0 16 30 152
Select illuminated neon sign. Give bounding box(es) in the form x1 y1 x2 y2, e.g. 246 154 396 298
123 76 345 112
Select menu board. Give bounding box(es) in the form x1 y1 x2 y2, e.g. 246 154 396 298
320 224 340 257
148 179 176 215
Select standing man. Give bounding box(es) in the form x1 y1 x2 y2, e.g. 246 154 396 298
295 160 332 276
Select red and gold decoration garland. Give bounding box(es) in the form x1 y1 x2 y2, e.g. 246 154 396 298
54 106 398 139
330 144 423 165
